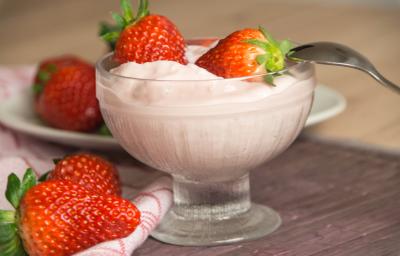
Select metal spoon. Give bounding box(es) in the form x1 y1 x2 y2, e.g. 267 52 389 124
287 42 400 93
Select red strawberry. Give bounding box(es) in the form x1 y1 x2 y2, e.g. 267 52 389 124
0 169 140 256
48 153 121 196
33 56 90 96
196 27 293 78
35 58 103 132
186 38 219 48
102 0 187 64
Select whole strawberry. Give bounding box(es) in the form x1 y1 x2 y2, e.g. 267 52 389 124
196 27 293 78
102 0 187 64
0 169 140 256
34 57 103 132
33 56 87 87
48 153 121 196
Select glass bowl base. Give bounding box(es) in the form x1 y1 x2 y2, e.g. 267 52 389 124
151 203 281 246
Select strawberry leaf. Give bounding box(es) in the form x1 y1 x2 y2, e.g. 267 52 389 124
38 170 51 182
136 0 150 21
37 70 50 82
5 169 36 210
100 0 151 51
244 39 268 51
32 84 43 95
264 74 276 86
19 169 37 201
97 123 112 136
99 22 120 50
0 214 28 256
112 13 126 29
259 26 279 48
102 31 120 42
121 0 134 24
0 223 27 256
0 223 16 243
5 174 21 209
46 63 57 73
279 40 294 56
99 22 120 36
0 211 15 225
1 171 33 256
256 55 267 65
264 40 286 72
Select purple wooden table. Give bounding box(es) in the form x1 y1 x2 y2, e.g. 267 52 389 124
134 136 400 256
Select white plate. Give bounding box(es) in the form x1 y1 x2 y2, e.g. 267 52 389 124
307 85 346 126
0 85 345 150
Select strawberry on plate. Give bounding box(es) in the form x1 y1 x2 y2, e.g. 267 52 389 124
46 153 121 196
33 56 88 90
0 169 140 256
195 27 293 79
34 56 103 132
101 0 187 64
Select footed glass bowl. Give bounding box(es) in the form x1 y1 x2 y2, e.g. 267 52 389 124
96 40 316 246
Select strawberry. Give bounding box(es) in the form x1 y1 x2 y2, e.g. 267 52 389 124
186 38 219 48
195 27 293 79
34 57 103 132
101 0 187 64
33 56 90 96
0 169 140 256
47 153 121 196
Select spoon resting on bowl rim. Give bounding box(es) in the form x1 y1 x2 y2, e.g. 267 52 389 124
287 42 400 94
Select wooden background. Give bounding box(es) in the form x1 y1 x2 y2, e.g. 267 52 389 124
0 0 399 148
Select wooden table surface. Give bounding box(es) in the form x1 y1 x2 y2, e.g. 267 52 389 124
0 0 399 149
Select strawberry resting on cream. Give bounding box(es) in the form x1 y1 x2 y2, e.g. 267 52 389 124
107 45 308 107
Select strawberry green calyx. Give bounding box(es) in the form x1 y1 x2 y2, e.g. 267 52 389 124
99 22 120 50
1 169 37 256
97 122 112 136
100 0 150 50
32 63 57 95
38 170 51 182
5 169 36 209
244 26 294 73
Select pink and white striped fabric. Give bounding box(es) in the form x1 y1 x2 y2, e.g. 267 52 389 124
0 66 173 255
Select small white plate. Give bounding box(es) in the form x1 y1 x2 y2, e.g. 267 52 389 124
307 85 346 126
0 85 345 150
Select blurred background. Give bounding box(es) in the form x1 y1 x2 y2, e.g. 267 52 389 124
0 0 399 148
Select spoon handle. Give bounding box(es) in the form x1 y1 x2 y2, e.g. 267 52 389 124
366 69 400 94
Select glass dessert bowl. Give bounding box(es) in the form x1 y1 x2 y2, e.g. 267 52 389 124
96 41 316 246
